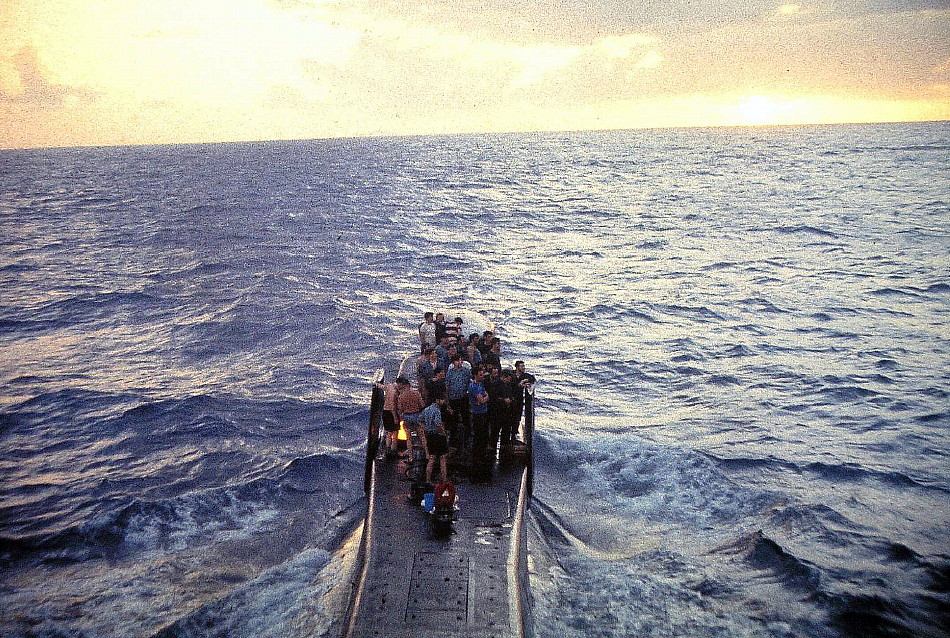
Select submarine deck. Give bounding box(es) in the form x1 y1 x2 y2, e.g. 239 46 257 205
342 452 532 638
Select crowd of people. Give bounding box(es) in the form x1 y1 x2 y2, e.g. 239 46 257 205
376 312 536 484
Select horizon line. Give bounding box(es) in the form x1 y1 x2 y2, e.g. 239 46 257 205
3 118 949 153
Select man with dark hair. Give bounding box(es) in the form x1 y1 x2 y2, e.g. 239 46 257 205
419 390 450 485
374 378 401 457
476 330 494 357
486 365 512 455
418 312 436 352
464 333 482 366
434 335 452 371
482 337 501 372
417 347 444 404
395 376 424 458
445 352 472 450
468 364 491 481
510 360 536 444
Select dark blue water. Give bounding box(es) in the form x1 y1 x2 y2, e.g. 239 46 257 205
1 123 949 637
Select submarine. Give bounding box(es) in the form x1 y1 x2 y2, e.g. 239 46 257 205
340 315 536 638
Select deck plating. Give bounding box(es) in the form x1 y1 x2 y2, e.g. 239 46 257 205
342 367 535 638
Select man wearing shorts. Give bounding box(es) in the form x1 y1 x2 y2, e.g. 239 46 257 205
419 390 450 485
375 379 400 457
395 376 425 458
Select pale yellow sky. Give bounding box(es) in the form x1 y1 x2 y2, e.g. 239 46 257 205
1 0 948 148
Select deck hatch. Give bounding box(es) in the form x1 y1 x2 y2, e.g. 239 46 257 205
406 552 470 625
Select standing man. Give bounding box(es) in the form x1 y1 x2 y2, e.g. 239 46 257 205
395 376 425 458
418 312 437 353
485 365 511 455
482 337 501 373
434 312 447 344
417 347 444 404
445 353 472 450
494 369 516 452
434 335 452 371
510 360 536 444
419 390 450 485
374 378 401 457
477 330 494 357
468 364 491 481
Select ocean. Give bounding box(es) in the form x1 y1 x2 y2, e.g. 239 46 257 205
1 122 948 637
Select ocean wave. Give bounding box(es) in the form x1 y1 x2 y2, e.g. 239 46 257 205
922 282 950 293
703 525 948 638
150 547 338 638
809 385 881 402
820 590 937 638
14 290 168 330
764 225 839 239
1 452 361 565
649 303 725 322
870 287 924 298
795 461 948 493
534 433 778 530
712 529 822 592
0 263 38 274
699 261 740 271
6 388 137 429
737 297 789 313
721 344 755 357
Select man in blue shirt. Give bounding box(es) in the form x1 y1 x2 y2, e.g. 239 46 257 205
468 364 491 481
434 335 452 371
419 392 450 485
445 353 472 449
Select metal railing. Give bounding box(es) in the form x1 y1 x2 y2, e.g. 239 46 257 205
365 365 536 496
523 384 535 498
364 369 385 494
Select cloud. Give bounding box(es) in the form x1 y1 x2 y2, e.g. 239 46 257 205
3 0 947 147
334 0 950 40
857 0 950 14
297 16 665 115
1 47 67 106
1 46 95 107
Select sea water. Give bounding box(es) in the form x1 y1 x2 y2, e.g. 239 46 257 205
1 123 948 637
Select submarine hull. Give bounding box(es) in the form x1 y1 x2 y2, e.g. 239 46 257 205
342 451 532 638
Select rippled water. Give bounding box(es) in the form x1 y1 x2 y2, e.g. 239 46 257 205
1 123 948 637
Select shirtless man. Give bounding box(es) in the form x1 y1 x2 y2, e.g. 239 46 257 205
374 379 401 456
395 376 425 457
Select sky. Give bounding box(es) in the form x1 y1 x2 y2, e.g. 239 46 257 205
1 0 949 148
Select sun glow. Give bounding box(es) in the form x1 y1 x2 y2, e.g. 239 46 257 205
1 0 948 148
735 95 785 125
718 93 950 128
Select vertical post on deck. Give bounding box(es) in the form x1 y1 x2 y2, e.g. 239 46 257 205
365 369 385 494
